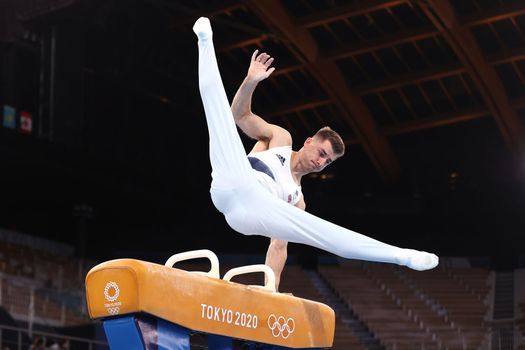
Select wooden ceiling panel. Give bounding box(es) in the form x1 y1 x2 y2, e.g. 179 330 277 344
313 104 354 137
326 20 361 46
272 74 305 100
161 0 525 178
516 59 525 84
395 42 431 71
381 89 417 122
347 14 383 40
369 8 404 33
335 58 369 86
460 73 486 105
264 98 334 119
375 47 410 76
389 2 430 28
493 63 525 98
416 37 459 66
288 69 326 97
516 15 525 35
492 18 525 50
324 27 439 61
295 0 408 29
450 0 480 16
418 0 525 159
355 65 465 95
422 80 456 113
309 25 341 50
355 52 390 81
461 0 525 26
441 75 478 110
362 94 398 125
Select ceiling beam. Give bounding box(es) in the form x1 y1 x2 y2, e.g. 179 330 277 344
264 98 334 118
381 93 525 135
269 64 304 77
463 2 525 27
244 0 400 182
355 65 466 96
511 95 525 111
296 0 408 29
381 108 489 136
164 1 245 29
349 47 525 96
415 0 525 161
242 1 317 62
217 35 268 53
200 0 525 64
324 27 439 61
487 47 525 66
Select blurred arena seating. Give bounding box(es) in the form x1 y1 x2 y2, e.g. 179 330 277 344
318 260 493 350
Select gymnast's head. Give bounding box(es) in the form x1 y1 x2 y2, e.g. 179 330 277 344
301 126 345 172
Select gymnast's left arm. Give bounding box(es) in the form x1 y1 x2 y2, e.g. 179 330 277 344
265 197 306 292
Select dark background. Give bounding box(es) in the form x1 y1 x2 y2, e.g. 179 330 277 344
0 0 524 269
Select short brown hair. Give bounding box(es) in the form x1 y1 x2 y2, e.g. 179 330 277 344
314 126 345 157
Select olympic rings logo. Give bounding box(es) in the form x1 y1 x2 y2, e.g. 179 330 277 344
107 307 120 315
104 282 120 302
267 314 295 339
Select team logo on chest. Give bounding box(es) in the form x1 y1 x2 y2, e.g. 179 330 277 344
276 154 286 166
287 189 299 204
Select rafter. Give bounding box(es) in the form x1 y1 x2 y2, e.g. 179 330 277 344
463 1 525 27
264 97 334 118
324 26 439 61
415 0 525 159
353 91 525 138
242 1 317 62
244 0 401 181
486 47 525 66
217 35 268 53
341 46 525 96
356 65 466 96
296 0 407 29
378 93 525 136
381 108 489 136
511 95 525 111
166 1 245 29
270 64 305 77
292 0 525 63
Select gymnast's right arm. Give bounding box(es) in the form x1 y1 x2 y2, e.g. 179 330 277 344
231 50 291 150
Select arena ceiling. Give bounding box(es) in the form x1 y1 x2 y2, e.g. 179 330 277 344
1 0 524 265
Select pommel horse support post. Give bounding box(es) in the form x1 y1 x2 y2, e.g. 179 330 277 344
85 249 335 349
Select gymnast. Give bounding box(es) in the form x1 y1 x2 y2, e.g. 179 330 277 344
192 17 438 291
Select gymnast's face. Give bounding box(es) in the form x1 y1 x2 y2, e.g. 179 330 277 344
303 137 336 173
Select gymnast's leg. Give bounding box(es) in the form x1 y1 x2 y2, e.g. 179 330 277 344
193 17 256 197
224 185 438 271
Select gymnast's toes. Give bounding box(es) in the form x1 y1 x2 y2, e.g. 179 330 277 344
404 249 439 271
193 17 213 40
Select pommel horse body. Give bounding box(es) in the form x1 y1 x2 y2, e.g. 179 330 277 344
85 250 335 349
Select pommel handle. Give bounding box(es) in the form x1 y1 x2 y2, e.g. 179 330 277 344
223 264 276 292
164 249 220 279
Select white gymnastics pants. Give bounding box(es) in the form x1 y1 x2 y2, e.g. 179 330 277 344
193 17 437 270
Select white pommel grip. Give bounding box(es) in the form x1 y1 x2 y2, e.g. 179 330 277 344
164 249 220 279
223 264 276 292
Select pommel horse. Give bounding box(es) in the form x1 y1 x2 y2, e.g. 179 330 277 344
85 249 335 349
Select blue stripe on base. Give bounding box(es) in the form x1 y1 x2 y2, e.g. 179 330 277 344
103 317 145 350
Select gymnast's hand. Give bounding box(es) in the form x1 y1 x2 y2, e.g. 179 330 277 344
247 50 275 83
